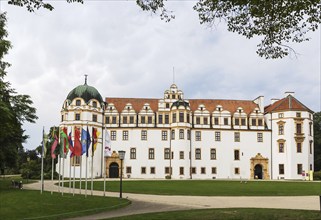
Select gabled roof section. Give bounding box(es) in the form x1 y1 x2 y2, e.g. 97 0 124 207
189 99 258 114
106 98 159 112
264 95 313 113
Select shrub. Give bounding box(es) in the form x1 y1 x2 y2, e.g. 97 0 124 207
313 171 321 180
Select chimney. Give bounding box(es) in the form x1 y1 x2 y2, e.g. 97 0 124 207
271 98 280 105
284 91 295 97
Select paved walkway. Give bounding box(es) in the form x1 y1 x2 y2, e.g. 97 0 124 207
24 180 321 219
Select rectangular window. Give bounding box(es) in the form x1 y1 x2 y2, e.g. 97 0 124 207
148 116 152 124
212 167 217 174
201 167 206 174
111 130 116 141
196 117 200 124
150 167 155 174
279 164 284 174
296 112 301 118
310 141 313 154
164 148 170 159
179 112 184 122
241 118 246 126
234 132 240 142
179 129 184 139
61 114 64 122
297 164 302 175
141 116 145 124
76 100 81 106
257 133 263 142
252 118 256 126
279 113 284 118
179 151 184 159
92 114 97 122
234 167 240 175
158 114 163 124
258 119 263 126
126 166 132 174
165 114 169 124
75 113 80 121
297 142 302 153
130 116 134 124
141 167 146 174
123 116 127 124
179 167 184 175
215 131 221 141
204 117 208 125
172 112 176 123
210 148 216 160
235 118 239 125
122 130 129 141
214 117 219 125
112 116 117 124
278 124 284 135
191 167 196 174
141 130 147 140
279 143 284 153
195 148 201 160
105 116 110 124
162 130 168 141
234 149 240 160
171 129 175 140
187 114 190 123
309 122 312 136
165 167 170 174
224 117 228 125
195 131 201 141
296 123 302 134
130 148 136 159
149 148 155 159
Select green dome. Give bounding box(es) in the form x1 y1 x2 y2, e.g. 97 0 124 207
171 99 190 109
66 83 103 104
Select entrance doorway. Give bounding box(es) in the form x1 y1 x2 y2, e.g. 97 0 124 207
109 162 119 178
254 164 263 179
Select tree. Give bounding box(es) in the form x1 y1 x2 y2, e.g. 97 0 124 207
0 12 38 174
314 112 321 171
6 0 321 59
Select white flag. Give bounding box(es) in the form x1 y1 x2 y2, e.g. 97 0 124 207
104 130 112 157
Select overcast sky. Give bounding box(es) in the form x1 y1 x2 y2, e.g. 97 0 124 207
1 1 320 150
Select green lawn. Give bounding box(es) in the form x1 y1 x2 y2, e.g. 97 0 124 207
0 178 130 220
68 180 321 196
107 208 321 220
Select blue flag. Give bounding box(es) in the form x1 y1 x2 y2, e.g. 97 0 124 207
86 126 91 157
81 128 87 155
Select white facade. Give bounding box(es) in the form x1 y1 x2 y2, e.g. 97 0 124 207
58 84 314 180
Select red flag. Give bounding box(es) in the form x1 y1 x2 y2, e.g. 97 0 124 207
73 127 82 156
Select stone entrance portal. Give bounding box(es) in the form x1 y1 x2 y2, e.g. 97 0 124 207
250 153 270 180
105 151 123 178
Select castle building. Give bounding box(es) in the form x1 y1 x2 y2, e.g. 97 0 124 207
59 82 314 180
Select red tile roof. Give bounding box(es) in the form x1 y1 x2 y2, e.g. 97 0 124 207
106 97 259 114
264 95 313 113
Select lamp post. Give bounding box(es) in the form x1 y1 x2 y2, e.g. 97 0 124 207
118 150 125 199
27 157 30 183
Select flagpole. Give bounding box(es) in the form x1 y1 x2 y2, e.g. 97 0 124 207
51 157 54 195
58 154 61 193
40 127 45 194
85 155 88 198
103 125 106 197
73 157 75 196
79 156 82 195
62 155 65 196
91 127 94 196
69 156 72 194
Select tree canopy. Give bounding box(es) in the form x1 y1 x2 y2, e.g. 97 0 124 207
6 0 321 59
0 12 38 174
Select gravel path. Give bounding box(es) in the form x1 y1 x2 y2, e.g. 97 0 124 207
24 180 321 219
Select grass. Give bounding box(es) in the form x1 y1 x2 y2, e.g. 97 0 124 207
67 180 321 196
107 208 321 220
0 178 130 220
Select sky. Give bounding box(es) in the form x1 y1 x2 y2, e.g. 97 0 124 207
0 1 320 150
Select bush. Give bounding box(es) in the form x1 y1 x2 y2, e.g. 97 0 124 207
165 175 171 179
313 171 321 180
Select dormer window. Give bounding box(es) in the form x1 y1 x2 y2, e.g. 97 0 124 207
145 106 148 110
93 101 97 108
200 107 203 111
127 106 130 110
109 107 112 111
166 103 170 108
76 100 81 106
238 109 242 113
296 112 301 118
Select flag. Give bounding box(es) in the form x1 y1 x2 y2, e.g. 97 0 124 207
68 131 74 157
73 127 82 157
60 128 69 157
81 128 87 155
51 135 58 159
42 128 48 158
86 126 91 157
104 130 112 157
63 127 69 154
92 128 98 156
